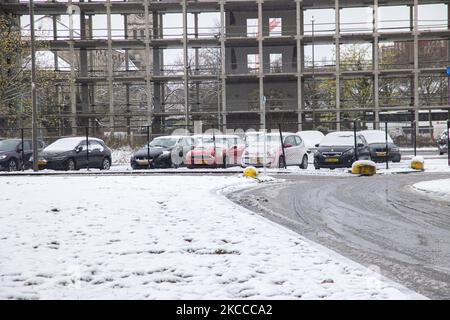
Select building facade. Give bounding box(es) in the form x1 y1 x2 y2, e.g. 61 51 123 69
1 0 449 135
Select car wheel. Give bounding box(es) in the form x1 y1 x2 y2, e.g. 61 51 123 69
66 158 76 171
100 157 111 170
222 155 229 169
278 156 286 169
300 155 308 169
314 158 320 170
7 159 18 172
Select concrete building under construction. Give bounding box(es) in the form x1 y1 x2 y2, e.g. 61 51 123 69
1 0 450 135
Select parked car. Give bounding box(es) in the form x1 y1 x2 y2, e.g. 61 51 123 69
359 130 401 163
297 130 325 161
0 139 45 171
437 130 448 155
33 137 112 171
130 135 194 169
185 135 246 169
241 132 308 169
314 131 371 169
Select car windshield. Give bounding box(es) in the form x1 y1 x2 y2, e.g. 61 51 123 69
196 137 233 148
361 131 393 144
245 134 282 146
149 137 178 148
44 138 81 152
320 134 355 147
0 140 19 151
298 131 324 147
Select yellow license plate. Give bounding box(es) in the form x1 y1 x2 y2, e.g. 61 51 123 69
38 160 47 165
202 160 208 165
325 158 339 163
136 159 150 165
376 152 387 157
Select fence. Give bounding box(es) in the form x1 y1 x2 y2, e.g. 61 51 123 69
1 118 449 171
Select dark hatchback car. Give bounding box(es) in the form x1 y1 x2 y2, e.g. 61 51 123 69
438 130 448 155
33 137 112 171
131 135 194 169
359 130 401 163
314 131 371 169
0 139 45 171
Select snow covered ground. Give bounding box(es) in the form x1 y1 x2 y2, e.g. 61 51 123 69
0 175 424 299
413 178 450 200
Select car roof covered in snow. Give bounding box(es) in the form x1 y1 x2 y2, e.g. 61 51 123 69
359 130 394 144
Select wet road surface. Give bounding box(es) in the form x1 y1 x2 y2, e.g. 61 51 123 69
229 172 450 299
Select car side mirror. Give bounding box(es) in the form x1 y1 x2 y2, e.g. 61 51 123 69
75 146 82 153
315 144 319 148
17 147 23 153
357 143 364 148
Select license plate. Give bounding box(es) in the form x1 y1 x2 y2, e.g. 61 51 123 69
376 152 387 157
202 160 208 165
325 157 339 163
38 160 47 165
136 159 150 166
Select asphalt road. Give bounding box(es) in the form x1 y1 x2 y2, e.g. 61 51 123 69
229 172 450 299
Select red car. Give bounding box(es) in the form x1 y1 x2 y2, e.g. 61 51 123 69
185 135 245 169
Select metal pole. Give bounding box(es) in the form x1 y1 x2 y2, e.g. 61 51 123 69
30 0 39 172
412 120 417 157
279 123 287 169
263 96 267 175
147 125 151 169
21 128 25 171
385 121 389 170
85 127 89 171
447 120 449 166
311 16 316 129
354 119 358 161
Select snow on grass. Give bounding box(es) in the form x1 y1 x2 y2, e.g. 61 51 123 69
413 178 450 200
0 175 424 300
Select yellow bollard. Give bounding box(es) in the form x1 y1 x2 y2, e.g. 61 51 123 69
243 166 259 179
351 160 377 176
410 156 425 171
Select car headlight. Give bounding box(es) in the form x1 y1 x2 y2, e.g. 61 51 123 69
343 149 354 156
162 150 171 157
0 155 7 160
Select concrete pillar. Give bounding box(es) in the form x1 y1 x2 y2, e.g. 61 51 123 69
182 0 189 131
79 5 89 127
413 0 420 134
220 0 227 131
373 0 380 129
144 0 153 136
258 0 264 131
152 11 161 133
68 0 77 135
106 0 114 131
296 0 303 131
335 0 341 130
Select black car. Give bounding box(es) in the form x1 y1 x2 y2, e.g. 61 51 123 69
359 130 401 163
0 139 45 171
438 130 448 155
34 137 112 171
314 131 371 169
131 135 194 169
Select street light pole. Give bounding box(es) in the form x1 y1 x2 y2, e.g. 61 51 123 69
311 16 316 129
30 0 39 171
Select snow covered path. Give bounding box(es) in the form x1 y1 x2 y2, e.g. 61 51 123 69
0 175 423 299
413 178 450 200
